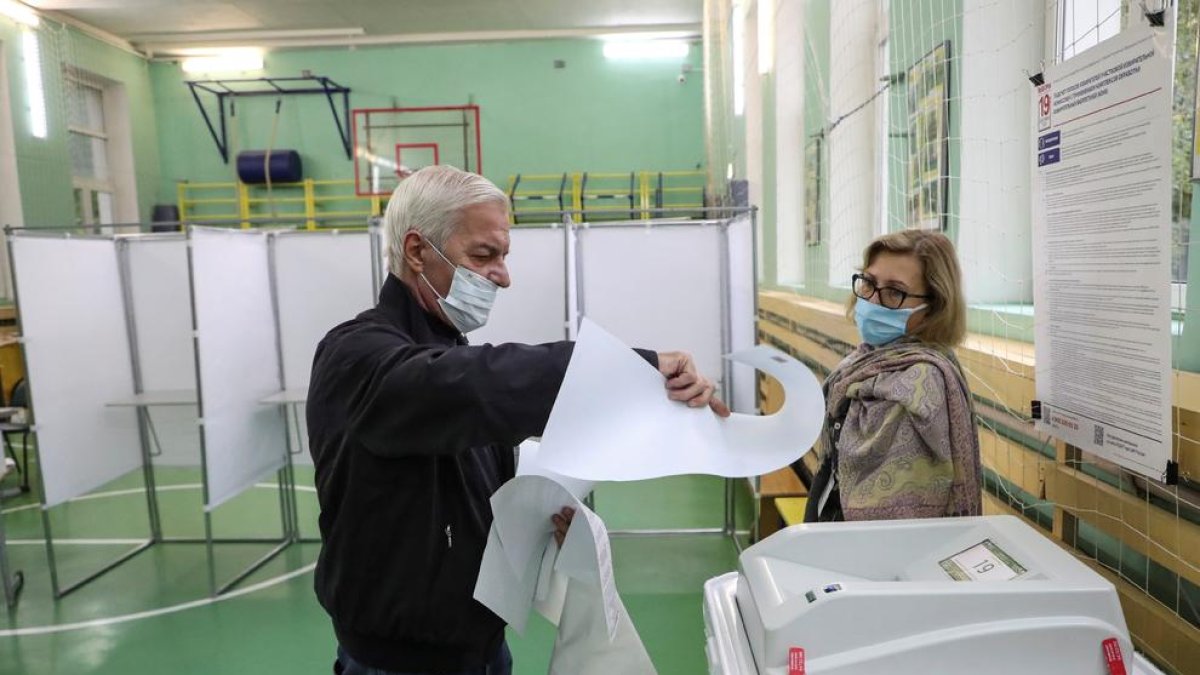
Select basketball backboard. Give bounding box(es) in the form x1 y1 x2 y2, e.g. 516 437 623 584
351 105 482 197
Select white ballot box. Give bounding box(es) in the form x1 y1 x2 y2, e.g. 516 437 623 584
704 516 1165 675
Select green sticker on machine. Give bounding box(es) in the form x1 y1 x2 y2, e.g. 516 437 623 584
939 539 1027 581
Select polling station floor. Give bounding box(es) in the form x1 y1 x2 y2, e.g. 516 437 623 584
0 461 753 674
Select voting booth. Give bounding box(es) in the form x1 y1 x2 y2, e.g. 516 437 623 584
703 516 1164 675
6 225 375 597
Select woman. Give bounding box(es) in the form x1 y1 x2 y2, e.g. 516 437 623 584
804 229 982 522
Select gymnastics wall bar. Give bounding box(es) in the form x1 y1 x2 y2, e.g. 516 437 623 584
185 75 352 163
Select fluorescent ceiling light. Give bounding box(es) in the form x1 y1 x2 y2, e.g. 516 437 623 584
135 27 365 44
181 49 264 75
603 39 689 60
598 30 697 42
732 4 745 116
22 29 46 138
0 0 39 27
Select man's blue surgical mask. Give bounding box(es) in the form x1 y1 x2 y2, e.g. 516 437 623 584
854 296 926 346
420 241 499 334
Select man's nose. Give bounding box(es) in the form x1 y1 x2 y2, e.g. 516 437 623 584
489 261 511 288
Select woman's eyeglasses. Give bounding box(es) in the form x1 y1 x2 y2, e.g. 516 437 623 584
852 273 931 310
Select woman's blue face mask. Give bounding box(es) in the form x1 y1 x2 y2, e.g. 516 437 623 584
854 296 927 346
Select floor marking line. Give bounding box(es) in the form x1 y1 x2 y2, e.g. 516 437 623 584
0 484 203 514
1 483 316 515
0 563 317 637
0 481 321 637
7 538 149 546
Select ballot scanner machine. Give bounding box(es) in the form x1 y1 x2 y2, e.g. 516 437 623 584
704 516 1164 675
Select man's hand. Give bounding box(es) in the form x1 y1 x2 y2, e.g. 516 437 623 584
552 506 575 547
656 351 732 417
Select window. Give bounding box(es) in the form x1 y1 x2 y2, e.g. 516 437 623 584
1056 0 1123 62
66 75 116 230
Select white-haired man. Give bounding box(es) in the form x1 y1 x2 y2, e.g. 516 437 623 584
308 166 726 675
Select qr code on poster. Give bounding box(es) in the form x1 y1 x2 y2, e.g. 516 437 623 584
1093 425 1105 447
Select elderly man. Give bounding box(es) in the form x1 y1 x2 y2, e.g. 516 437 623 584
308 165 726 675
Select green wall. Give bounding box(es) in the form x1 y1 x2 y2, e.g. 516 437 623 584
151 38 706 202
1 21 160 227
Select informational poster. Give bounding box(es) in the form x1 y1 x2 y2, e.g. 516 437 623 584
907 41 951 231
1032 25 1174 481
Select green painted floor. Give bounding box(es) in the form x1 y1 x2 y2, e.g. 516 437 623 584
0 459 754 674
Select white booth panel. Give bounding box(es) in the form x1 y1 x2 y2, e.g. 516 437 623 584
189 228 288 509
272 230 374 466
272 231 374 389
125 236 201 466
578 224 726 392
12 235 142 507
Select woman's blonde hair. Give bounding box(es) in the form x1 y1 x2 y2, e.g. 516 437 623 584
847 230 967 347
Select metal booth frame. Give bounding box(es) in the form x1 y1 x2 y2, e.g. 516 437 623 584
183 226 298 596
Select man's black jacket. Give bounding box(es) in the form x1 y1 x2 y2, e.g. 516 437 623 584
307 275 655 671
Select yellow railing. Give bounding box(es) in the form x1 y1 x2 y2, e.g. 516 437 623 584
180 170 707 229
177 179 385 230
506 170 707 223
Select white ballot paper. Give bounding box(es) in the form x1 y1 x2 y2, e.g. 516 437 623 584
517 440 593 500
536 319 824 481
474 475 655 674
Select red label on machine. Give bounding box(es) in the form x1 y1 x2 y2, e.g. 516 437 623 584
788 647 806 675
1102 638 1127 675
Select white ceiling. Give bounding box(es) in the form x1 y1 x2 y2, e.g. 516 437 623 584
29 0 702 52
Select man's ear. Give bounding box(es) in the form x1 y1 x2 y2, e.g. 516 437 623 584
403 231 425 274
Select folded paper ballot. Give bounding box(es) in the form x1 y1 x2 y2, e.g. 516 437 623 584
537 318 824 481
474 475 654 674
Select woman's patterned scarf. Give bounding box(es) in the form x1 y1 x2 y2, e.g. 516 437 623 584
821 338 983 520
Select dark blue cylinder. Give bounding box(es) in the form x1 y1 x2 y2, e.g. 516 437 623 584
150 203 180 232
236 149 303 184
151 204 179 222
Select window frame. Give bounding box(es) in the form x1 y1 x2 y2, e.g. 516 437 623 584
64 72 120 230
